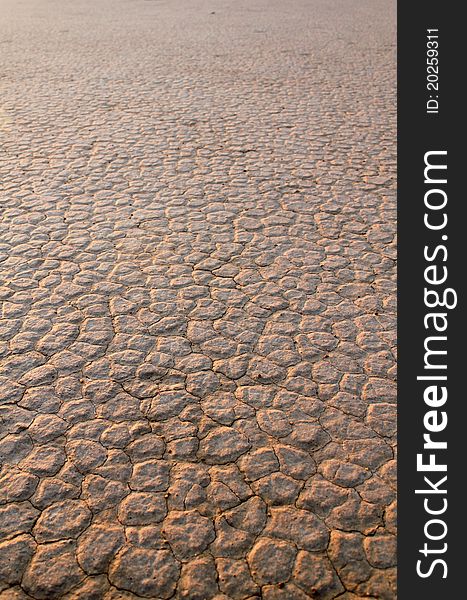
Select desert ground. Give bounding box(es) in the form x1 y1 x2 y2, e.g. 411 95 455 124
0 1 396 598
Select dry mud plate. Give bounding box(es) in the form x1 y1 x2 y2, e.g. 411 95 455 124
0 0 396 598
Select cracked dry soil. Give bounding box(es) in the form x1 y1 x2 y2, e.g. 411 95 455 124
0 0 396 599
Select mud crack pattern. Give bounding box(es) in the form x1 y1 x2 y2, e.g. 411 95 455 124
0 0 396 598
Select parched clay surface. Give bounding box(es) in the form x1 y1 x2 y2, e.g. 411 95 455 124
0 0 396 598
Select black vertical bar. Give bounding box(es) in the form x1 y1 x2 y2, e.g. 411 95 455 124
398 2 462 598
